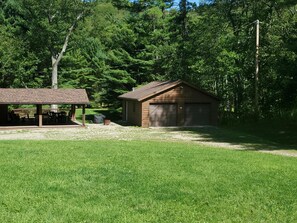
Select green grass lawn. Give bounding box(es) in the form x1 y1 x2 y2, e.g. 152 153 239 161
0 140 297 222
224 119 297 147
76 108 121 124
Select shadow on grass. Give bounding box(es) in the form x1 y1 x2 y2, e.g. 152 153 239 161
166 126 297 152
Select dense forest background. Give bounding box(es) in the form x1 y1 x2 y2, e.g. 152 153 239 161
0 0 296 122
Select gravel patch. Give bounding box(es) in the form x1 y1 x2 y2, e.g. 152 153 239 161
0 123 296 157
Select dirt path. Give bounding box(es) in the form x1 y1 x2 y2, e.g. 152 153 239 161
0 123 296 157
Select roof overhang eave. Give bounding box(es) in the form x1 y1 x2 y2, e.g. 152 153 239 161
118 97 142 102
118 87 179 102
0 102 90 105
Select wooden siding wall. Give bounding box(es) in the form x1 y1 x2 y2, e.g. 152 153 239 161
141 84 219 127
125 100 142 126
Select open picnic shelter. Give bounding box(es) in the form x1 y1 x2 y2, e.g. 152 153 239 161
0 88 89 128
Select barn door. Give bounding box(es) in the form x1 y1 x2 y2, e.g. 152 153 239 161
184 103 211 126
149 104 177 127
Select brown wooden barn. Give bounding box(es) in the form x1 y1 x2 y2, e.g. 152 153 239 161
118 80 220 127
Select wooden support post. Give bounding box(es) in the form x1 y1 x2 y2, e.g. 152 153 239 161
37 104 43 127
71 104 76 121
82 105 86 126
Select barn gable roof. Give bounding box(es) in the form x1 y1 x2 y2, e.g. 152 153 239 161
118 80 219 101
0 88 90 105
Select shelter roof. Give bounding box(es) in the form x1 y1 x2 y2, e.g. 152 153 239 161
0 88 89 105
118 80 219 101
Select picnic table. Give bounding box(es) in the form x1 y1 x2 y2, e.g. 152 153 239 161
33 111 68 124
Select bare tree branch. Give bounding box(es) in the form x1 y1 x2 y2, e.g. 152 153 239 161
53 12 84 66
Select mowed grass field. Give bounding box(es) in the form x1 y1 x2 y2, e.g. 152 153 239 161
0 140 297 222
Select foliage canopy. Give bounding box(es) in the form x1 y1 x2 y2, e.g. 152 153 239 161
0 0 296 119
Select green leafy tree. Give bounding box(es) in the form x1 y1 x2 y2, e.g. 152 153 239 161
76 2 136 107
0 0 39 88
21 0 94 90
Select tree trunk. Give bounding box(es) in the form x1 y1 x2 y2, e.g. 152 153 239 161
49 12 83 111
52 56 58 89
51 56 58 111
